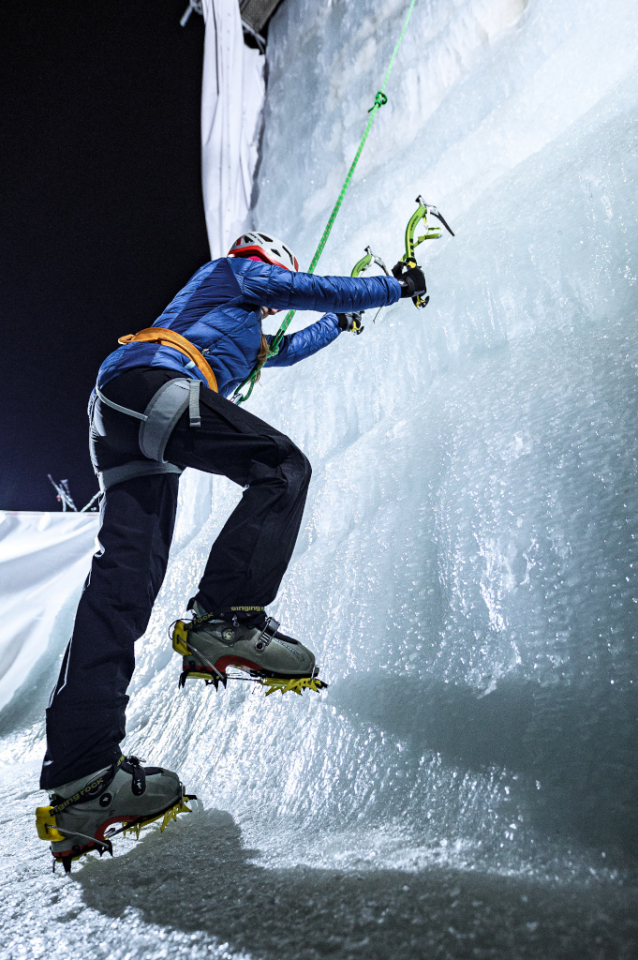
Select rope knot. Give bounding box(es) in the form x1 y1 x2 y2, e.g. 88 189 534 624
368 91 388 113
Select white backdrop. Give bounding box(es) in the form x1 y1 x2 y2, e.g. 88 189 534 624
0 511 99 711
201 0 265 257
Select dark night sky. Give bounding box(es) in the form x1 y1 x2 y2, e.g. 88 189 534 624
0 1 211 510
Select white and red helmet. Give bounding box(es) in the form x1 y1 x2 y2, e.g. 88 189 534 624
228 231 299 272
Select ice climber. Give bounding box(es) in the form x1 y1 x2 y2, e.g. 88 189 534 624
36 232 427 870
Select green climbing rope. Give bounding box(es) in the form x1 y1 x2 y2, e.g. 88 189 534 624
233 0 419 404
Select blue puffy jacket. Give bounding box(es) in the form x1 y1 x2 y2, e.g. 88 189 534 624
97 256 402 398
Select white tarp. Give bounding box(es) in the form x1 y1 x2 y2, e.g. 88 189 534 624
0 511 99 711
201 0 265 257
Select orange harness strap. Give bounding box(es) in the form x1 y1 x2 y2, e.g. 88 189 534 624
118 327 219 393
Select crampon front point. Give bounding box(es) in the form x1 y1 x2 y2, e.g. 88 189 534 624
171 617 328 696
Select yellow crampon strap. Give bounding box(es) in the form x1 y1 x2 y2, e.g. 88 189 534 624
171 619 191 656
35 806 65 842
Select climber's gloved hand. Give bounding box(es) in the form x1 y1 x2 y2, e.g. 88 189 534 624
392 261 427 299
337 312 364 335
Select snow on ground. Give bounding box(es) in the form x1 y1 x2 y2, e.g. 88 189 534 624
3 760 637 960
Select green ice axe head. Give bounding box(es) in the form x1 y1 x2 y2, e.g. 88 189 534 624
402 195 454 307
403 194 454 260
349 247 391 325
351 245 390 278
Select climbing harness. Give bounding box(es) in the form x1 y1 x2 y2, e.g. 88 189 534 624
232 0 419 405
95 379 199 491
93 326 220 492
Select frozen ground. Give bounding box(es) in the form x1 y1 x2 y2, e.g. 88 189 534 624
3 764 638 960
2 0 638 956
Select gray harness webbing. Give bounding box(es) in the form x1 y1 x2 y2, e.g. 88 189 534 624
94 387 149 422
95 377 201 492
137 378 200 460
99 460 183 492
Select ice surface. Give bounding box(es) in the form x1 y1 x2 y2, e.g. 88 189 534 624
2 0 638 956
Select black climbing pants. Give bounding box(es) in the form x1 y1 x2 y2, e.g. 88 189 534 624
40 368 312 789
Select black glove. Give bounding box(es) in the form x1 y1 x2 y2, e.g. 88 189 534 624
337 311 364 335
392 261 427 299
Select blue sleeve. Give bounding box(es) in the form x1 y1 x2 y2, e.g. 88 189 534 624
264 314 341 368
230 257 401 313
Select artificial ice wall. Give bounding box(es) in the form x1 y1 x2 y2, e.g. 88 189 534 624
241 0 638 871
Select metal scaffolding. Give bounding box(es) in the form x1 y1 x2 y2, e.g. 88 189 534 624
239 0 283 34
180 0 283 40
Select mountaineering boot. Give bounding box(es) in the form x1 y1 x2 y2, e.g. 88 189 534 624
36 755 194 872
172 601 327 695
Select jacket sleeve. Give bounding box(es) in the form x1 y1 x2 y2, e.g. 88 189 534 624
231 257 402 313
264 314 341 368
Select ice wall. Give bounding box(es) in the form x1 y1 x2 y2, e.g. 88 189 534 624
4 0 638 889
237 0 638 869
207 0 636 870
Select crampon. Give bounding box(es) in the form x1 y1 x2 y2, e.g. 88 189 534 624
36 793 196 874
171 616 328 697
36 755 196 874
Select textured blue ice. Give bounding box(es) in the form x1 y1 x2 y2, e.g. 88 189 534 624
2 0 638 956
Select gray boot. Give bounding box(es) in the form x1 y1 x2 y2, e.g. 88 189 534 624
172 602 323 693
36 755 193 872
